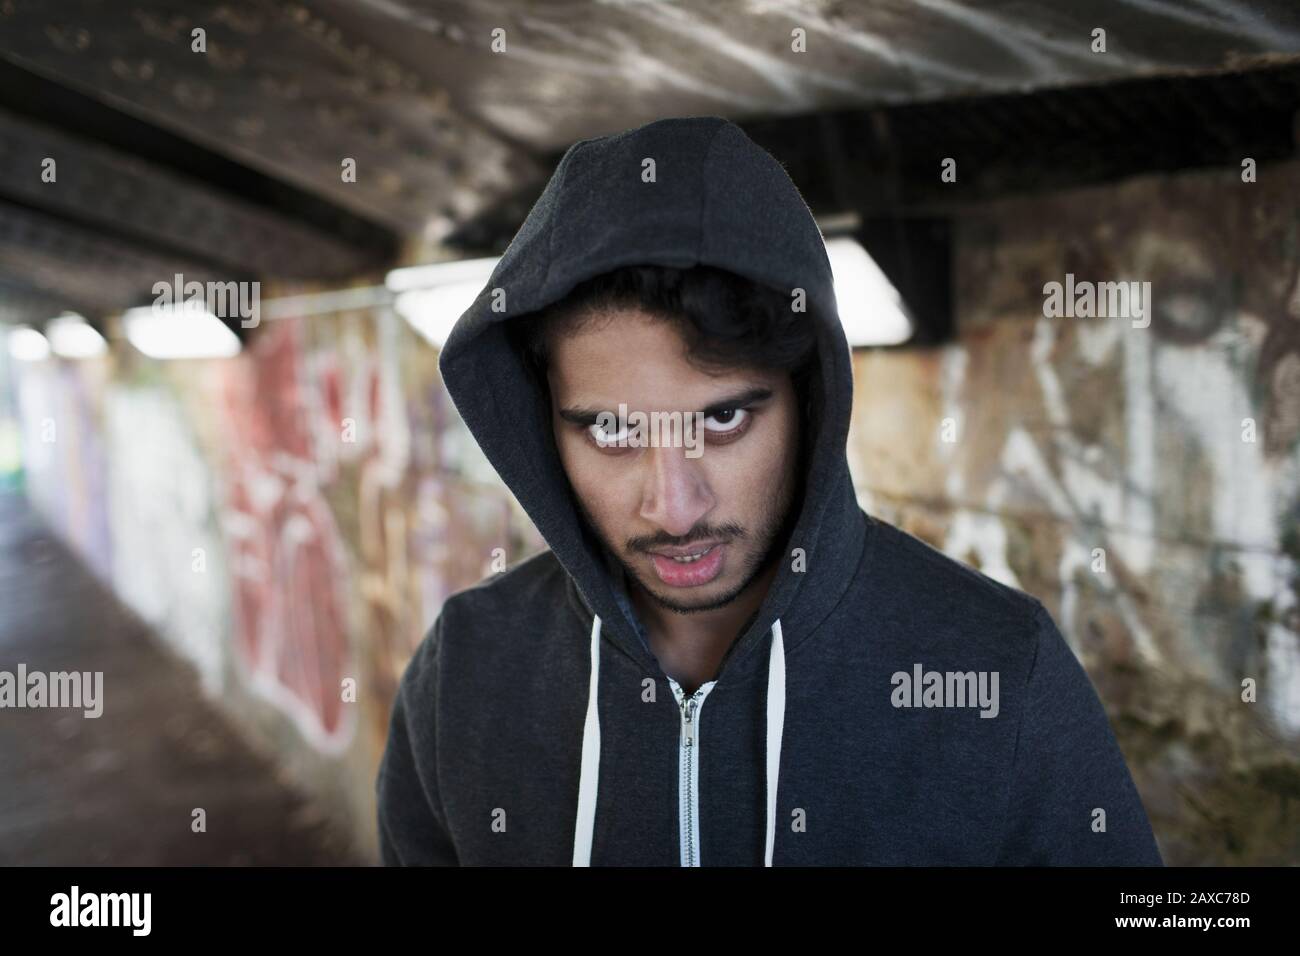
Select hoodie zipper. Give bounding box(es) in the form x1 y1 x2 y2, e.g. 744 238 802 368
668 677 716 867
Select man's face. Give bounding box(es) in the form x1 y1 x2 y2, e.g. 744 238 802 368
545 307 802 614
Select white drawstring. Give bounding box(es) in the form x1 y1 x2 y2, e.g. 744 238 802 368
570 613 787 867
572 613 602 866
764 618 786 867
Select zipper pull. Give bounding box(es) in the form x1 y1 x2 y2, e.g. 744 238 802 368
683 698 697 747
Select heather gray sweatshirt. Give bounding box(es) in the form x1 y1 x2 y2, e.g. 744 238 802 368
376 116 1163 866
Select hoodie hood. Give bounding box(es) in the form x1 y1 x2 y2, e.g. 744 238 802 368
437 116 870 866
438 116 867 678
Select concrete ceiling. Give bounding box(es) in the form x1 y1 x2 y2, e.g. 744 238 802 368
1 0 1298 323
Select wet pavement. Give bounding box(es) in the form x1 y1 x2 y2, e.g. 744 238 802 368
0 491 359 865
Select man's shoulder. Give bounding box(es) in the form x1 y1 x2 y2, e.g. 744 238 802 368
440 547 569 619
404 548 573 681
862 515 1048 655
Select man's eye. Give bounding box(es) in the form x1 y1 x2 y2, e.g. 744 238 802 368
588 421 627 446
703 408 748 433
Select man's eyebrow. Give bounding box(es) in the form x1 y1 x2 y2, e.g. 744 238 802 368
700 386 772 418
558 386 774 426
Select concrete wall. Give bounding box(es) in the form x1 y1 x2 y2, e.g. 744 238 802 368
852 160 1300 864
9 158 1299 864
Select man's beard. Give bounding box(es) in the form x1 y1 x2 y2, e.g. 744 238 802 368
579 463 805 617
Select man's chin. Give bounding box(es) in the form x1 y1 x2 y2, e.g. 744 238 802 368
627 554 772 614
636 578 748 615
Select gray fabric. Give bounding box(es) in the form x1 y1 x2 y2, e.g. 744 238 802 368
376 116 1163 866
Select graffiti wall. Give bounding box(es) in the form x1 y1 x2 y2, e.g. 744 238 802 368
15 306 545 857
850 160 1300 865
16 359 113 579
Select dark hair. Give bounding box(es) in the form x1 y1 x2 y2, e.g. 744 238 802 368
510 263 822 430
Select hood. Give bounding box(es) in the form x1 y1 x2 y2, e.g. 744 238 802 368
437 116 870 865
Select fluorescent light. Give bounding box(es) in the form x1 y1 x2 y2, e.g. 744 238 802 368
7 326 51 362
817 212 862 234
123 301 241 359
46 312 106 359
386 244 912 350
826 237 914 347
387 257 500 349
385 257 499 294
395 283 484 349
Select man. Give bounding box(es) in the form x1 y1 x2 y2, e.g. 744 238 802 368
376 116 1162 866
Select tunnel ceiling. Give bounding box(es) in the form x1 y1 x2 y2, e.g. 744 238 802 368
1 0 1299 325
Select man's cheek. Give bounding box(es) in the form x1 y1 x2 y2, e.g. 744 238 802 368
577 480 622 534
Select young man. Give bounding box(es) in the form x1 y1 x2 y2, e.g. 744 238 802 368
376 116 1162 866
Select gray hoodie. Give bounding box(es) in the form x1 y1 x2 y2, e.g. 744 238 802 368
376 116 1163 866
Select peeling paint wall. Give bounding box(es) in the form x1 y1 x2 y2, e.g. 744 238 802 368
850 160 1300 864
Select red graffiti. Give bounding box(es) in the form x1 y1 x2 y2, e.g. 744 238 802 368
219 321 355 753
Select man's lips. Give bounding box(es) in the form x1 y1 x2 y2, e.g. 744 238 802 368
645 539 725 559
646 542 727 587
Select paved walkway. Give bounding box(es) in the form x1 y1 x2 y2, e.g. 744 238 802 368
0 491 359 865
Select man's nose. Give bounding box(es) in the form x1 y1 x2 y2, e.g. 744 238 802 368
638 444 713 537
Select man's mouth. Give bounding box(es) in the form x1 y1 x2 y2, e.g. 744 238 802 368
667 550 710 564
649 540 723 561
647 542 726 586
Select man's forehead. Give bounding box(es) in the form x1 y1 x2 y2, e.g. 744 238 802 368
540 305 788 414
544 304 677 354
551 347 769 404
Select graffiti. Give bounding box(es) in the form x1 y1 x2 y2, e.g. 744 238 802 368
11 297 567 847
848 164 1300 863
220 321 356 754
103 386 227 694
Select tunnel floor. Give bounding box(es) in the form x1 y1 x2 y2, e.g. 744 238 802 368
0 491 360 865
